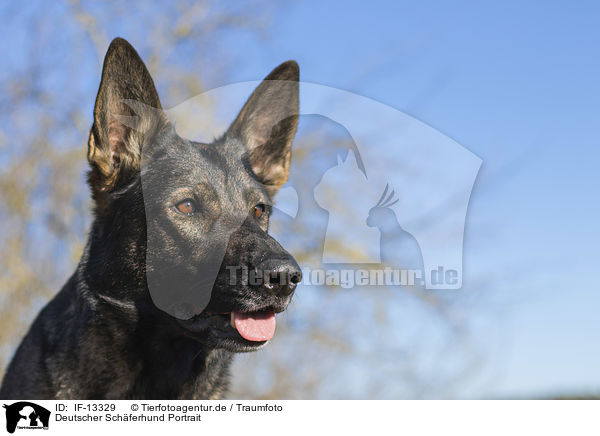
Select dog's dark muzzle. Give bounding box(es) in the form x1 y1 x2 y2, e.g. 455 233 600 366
255 257 302 297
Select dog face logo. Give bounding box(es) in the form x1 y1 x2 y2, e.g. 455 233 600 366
2 403 50 433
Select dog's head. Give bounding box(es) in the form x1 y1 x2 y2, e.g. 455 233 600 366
87 38 301 352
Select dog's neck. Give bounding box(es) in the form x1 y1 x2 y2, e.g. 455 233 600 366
64 217 234 400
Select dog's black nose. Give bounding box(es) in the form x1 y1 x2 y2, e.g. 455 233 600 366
257 259 302 297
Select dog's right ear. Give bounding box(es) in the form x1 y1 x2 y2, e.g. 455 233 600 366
226 61 299 197
87 38 167 207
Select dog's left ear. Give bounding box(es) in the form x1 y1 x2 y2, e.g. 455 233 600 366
226 61 299 196
88 38 167 208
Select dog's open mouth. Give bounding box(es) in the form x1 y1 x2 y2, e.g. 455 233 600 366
230 311 275 341
178 306 284 349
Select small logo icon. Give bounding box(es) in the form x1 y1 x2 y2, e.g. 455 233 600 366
3 402 50 433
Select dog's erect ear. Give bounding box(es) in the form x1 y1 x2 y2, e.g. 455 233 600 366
88 37 166 201
226 61 299 196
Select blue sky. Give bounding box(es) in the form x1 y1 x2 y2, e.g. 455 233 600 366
222 0 600 397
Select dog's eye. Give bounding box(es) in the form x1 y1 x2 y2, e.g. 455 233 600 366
253 204 266 220
175 199 197 215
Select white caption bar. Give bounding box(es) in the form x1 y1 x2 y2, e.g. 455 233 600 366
1 400 598 435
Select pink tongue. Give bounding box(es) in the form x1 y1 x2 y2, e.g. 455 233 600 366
233 311 276 341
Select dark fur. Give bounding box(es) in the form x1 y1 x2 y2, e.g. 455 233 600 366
0 38 301 399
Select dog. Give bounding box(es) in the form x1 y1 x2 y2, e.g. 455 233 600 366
0 37 302 399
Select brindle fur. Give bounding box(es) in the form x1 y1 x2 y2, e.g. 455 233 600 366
0 38 301 400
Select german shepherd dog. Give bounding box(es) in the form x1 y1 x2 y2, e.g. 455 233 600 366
0 38 302 399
